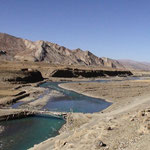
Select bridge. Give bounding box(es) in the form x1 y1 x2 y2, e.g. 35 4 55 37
17 109 68 119
0 108 68 121
32 110 68 119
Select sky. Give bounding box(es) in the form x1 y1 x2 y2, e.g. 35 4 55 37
0 0 150 61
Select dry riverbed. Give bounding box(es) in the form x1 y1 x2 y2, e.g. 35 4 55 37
30 79 150 150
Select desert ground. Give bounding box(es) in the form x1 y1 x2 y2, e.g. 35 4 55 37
30 79 150 150
0 61 150 150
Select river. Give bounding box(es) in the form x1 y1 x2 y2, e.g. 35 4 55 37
0 77 140 150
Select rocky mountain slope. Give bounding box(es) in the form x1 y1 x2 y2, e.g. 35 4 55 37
118 59 150 71
0 33 124 69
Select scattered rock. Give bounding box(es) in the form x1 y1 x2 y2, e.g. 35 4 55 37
107 126 113 130
0 50 6 55
146 123 150 130
63 142 67 146
138 111 146 117
130 118 135 121
0 126 4 133
95 140 107 148
146 109 150 112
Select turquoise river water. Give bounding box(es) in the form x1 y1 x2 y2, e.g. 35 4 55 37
1 79 127 150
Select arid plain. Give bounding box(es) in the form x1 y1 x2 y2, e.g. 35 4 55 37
0 33 150 150
0 61 150 150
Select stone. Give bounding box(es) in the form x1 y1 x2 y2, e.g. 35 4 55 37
95 140 107 148
107 126 113 130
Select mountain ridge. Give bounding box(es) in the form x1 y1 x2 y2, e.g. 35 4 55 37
118 59 150 71
0 33 124 69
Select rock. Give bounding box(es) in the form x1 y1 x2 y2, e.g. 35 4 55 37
34 41 47 61
95 140 107 148
130 118 135 121
1 69 43 83
146 124 150 130
0 126 4 133
63 142 67 146
107 126 113 130
138 111 146 117
145 108 150 112
0 50 6 55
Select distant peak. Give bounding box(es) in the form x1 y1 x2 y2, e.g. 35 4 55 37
85 50 92 55
74 48 83 51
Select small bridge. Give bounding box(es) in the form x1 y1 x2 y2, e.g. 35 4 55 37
19 109 68 119
33 110 68 119
0 109 68 121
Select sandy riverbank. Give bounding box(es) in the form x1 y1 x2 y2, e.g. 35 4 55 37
30 79 150 150
59 80 150 112
23 90 65 109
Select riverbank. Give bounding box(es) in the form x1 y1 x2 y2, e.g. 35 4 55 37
30 79 150 150
0 109 36 121
59 79 150 112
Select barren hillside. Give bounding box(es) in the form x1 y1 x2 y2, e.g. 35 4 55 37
118 59 150 71
0 33 124 69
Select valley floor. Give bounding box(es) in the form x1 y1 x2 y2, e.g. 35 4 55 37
0 61 150 150
30 79 150 150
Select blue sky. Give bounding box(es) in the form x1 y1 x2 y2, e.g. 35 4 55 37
0 0 150 61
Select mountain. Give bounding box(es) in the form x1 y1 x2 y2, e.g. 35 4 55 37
0 33 124 69
118 59 150 71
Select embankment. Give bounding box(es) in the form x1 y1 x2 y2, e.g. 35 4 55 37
51 68 133 78
0 109 35 121
0 68 43 83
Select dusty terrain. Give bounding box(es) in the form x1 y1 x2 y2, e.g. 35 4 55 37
59 80 150 112
0 60 131 107
30 79 150 150
0 60 150 150
1 33 150 150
